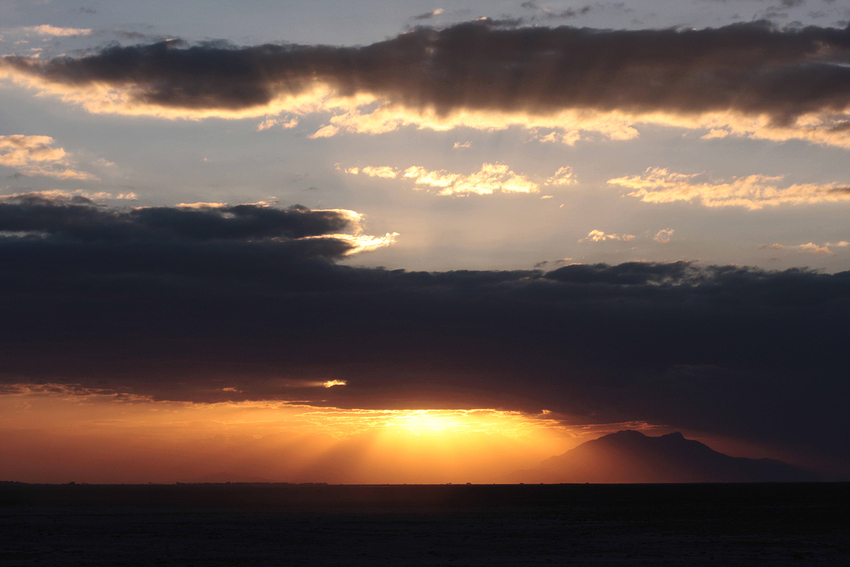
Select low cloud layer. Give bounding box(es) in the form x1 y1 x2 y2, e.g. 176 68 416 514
0 193 393 261
0 193 363 242
1 200 848 473
3 21 850 145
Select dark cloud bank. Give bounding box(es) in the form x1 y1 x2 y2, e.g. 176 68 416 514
1 198 849 475
4 21 850 124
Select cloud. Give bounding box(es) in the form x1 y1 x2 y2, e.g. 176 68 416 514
361 165 400 179
580 229 635 242
535 129 583 145
0 135 66 167
701 128 730 139
1 248 849 471
0 195 390 258
256 116 299 131
0 135 96 180
453 141 472 149
402 163 540 195
610 167 850 209
654 228 675 243
544 166 576 186
305 231 399 255
0 189 136 203
345 162 574 195
799 242 836 254
412 8 443 20
760 240 849 254
18 25 92 37
537 5 594 20
3 22 850 146
515 2 594 22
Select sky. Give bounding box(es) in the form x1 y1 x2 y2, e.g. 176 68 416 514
1 0 849 483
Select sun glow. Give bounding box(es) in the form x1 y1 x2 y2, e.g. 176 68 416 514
0 386 582 484
393 410 464 433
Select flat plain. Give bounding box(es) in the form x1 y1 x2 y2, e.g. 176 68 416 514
1 483 847 566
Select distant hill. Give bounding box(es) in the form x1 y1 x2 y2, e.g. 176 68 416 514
508 430 817 483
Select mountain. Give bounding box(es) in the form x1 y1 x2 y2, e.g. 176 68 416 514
508 431 818 483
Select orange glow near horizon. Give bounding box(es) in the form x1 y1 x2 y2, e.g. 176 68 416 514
0 383 684 484
4 385 780 484
0 385 614 484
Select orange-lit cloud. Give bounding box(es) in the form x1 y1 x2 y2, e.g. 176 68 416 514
344 162 575 196
306 103 641 143
412 8 444 20
176 201 229 209
18 25 92 37
4 23 850 147
0 135 65 166
545 166 576 186
0 189 137 202
256 115 299 131
0 197 390 261
759 240 849 255
360 165 399 179
654 228 675 243
610 167 850 209
308 105 850 148
701 128 730 139
0 135 96 180
580 229 635 243
303 231 399 255
403 163 539 196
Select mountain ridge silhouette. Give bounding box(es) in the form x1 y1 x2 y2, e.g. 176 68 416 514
508 430 818 483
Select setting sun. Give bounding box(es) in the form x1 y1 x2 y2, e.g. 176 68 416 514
0 386 597 484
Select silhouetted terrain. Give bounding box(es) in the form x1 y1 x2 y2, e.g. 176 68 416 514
509 431 818 483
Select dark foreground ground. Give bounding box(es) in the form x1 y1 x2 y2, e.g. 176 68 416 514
1 483 847 566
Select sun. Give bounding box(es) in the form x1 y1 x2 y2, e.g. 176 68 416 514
391 410 465 434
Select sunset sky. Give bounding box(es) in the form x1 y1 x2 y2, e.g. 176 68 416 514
1 0 849 483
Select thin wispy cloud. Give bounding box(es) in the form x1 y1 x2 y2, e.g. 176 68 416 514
412 8 444 20
18 24 92 37
0 189 136 202
256 116 299 131
610 167 850 209
343 163 575 195
760 240 849 255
